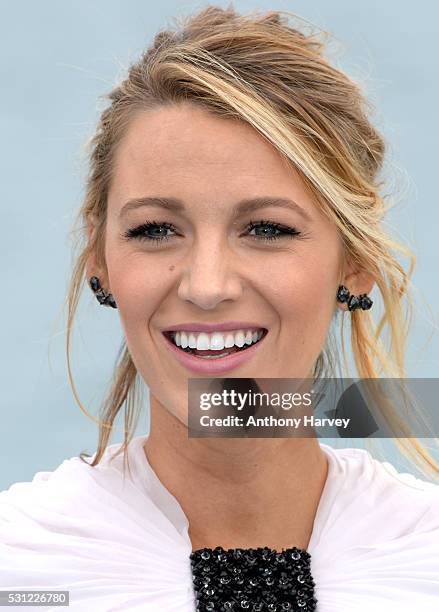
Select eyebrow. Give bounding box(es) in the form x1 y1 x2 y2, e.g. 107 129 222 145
118 196 312 223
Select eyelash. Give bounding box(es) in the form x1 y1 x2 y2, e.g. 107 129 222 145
121 218 302 245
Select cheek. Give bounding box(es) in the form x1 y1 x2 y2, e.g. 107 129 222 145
264 250 339 343
106 251 171 327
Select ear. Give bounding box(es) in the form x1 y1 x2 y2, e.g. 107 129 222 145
84 218 110 292
85 255 109 292
338 260 375 311
343 268 375 296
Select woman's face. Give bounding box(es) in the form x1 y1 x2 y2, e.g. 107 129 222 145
100 103 346 424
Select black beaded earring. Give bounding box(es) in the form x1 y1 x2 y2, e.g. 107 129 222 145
336 284 373 311
89 276 117 309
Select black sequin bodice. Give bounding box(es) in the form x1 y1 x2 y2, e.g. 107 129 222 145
190 546 317 611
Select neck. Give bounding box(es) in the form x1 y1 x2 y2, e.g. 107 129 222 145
143 396 329 552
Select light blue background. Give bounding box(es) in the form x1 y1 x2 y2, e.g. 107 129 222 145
1 0 438 491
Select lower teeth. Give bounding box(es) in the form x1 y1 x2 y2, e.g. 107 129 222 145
180 345 249 358
194 352 232 359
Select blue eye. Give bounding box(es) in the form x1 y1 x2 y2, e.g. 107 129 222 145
122 221 177 244
246 219 302 242
121 219 302 245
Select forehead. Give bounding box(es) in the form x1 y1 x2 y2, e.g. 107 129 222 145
110 103 311 197
105 104 339 239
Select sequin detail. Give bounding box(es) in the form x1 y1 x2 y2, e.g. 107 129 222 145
190 546 317 611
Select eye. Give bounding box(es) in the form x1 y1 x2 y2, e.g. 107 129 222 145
122 221 177 245
121 218 304 246
246 219 302 242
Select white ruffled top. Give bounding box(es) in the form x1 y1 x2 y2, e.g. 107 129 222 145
1 435 438 611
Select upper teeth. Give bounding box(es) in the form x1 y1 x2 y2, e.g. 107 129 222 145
171 329 264 350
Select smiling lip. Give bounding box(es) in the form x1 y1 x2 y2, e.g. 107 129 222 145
160 321 265 333
161 329 267 375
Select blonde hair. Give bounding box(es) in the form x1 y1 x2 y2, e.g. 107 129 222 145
64 5 438 481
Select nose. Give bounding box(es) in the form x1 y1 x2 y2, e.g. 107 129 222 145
177 236 243 310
